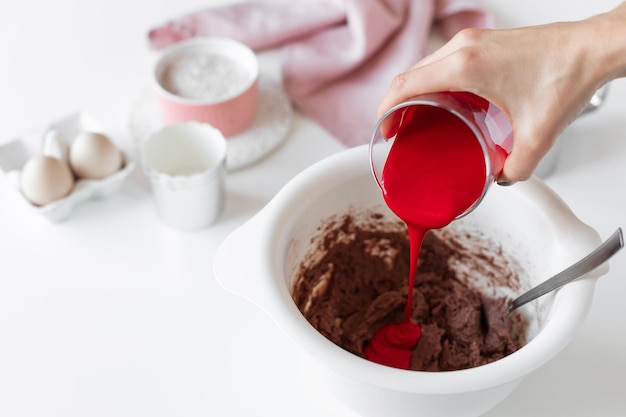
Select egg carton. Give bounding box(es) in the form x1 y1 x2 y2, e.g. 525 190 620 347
0 111 135 222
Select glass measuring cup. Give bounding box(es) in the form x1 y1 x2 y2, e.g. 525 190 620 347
369 92 514 219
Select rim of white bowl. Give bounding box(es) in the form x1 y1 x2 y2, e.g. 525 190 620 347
257 145 598 395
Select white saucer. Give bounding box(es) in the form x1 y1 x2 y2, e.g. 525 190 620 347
128 76 293 171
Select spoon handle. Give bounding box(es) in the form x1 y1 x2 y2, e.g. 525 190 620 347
509 228 624 312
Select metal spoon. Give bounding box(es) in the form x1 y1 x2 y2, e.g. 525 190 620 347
509 227 624 313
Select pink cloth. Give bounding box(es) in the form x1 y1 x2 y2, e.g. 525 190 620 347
148 0 491 147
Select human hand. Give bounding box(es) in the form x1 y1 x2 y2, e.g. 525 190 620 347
377 3 626 183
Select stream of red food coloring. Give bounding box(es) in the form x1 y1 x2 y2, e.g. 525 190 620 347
364 96 503 369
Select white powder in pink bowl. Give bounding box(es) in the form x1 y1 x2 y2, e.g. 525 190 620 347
161 52 250 102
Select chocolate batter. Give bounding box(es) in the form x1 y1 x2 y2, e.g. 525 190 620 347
291 212 527 371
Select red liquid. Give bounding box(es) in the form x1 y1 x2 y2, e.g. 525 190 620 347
364 100 497 369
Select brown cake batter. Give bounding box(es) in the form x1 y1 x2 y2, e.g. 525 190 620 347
291 212 527 371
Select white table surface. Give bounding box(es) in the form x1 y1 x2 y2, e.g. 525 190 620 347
1 1 625 416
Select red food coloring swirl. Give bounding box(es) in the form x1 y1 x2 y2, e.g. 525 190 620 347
365 94 504 369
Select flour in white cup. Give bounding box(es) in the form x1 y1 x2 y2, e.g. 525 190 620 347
161 52 250 101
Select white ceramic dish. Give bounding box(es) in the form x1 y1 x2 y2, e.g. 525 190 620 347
142 122 226 231
214 145 608 417
0 112 135 222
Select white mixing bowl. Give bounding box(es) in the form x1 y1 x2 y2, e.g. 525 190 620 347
214 145 607 417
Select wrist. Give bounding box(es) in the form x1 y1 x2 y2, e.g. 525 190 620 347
583 3 626 82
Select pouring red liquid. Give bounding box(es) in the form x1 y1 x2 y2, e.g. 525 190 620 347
364 93 511 369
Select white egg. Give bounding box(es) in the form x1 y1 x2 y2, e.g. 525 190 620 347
20 156 74 206
69 132 122 179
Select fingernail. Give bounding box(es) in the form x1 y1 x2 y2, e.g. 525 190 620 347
497 181 517 187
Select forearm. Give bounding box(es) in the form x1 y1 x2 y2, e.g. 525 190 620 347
584 2 626 82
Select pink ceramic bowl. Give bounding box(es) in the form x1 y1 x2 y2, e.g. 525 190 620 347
153 37 259 137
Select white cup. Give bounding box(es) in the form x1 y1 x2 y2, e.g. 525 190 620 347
142 122 226 231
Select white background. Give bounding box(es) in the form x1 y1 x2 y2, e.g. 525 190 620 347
1 1 625 416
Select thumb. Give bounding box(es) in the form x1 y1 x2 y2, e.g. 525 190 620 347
498 129 555 183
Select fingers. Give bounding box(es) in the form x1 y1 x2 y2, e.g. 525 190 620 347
498 130 554 183
376 59 461 118
498 154 540 184
411 27 488 70
377 29 490 118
